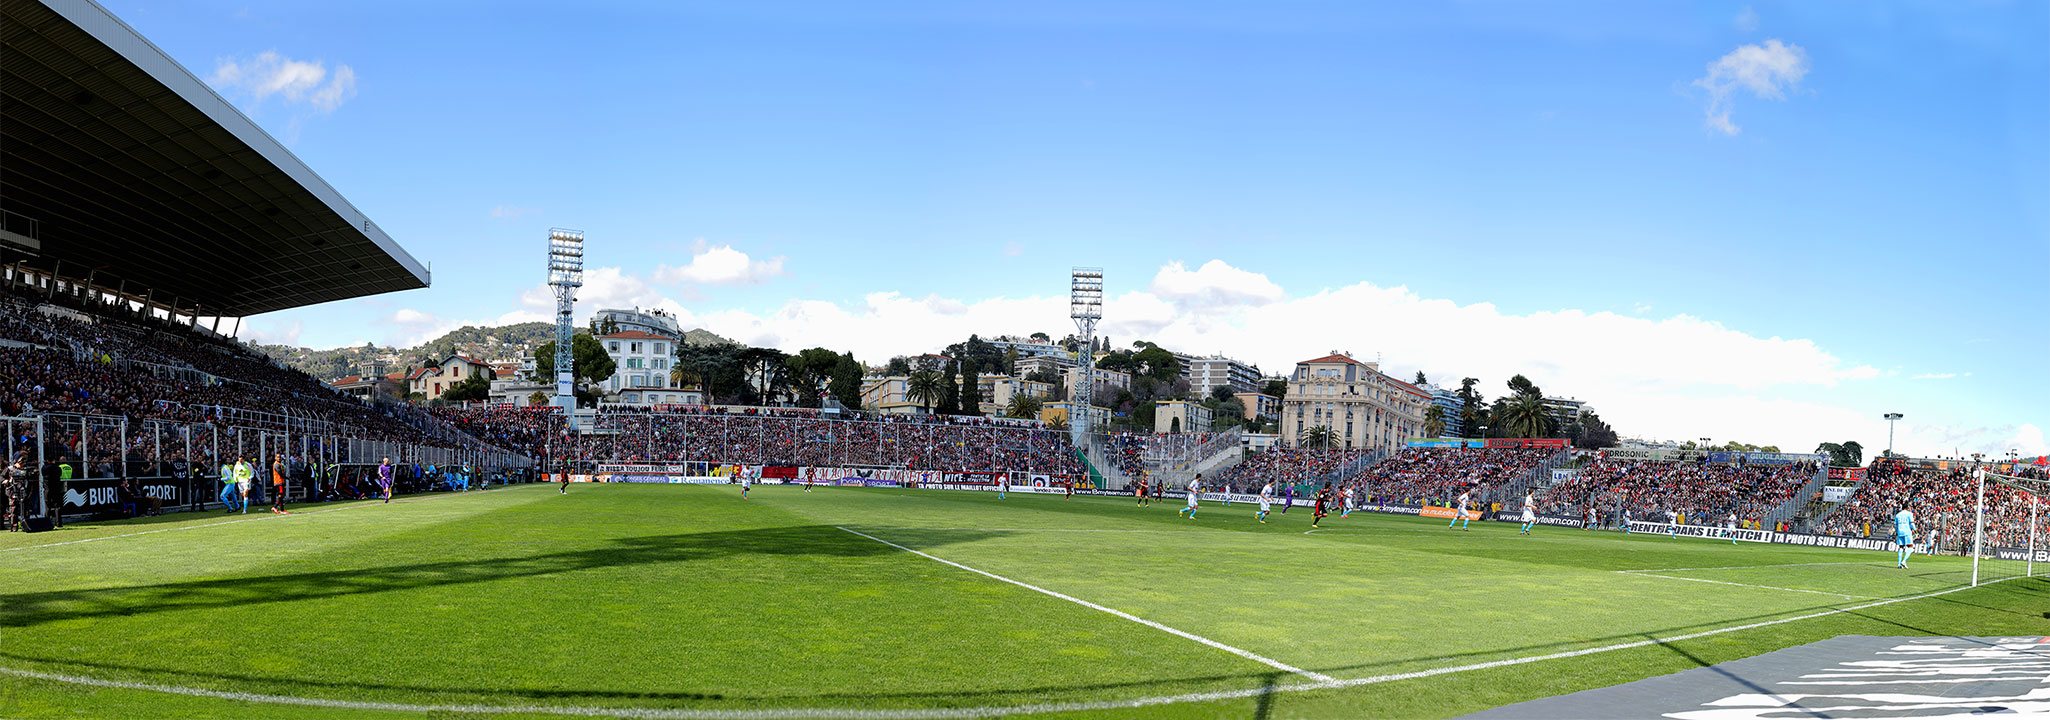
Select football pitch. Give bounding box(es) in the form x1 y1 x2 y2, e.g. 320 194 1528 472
1 483 2044 719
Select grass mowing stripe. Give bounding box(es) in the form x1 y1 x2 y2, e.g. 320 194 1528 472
0 489 492 553
2 576 2029 720
833 525 1338 683
1626 561 1879 573
1616 571 1882 599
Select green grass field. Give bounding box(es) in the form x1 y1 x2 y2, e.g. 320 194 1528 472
1 482 2044 719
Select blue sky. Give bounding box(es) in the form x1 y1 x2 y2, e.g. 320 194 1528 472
104 0 2047 458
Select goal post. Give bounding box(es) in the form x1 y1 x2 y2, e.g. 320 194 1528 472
1971 468 2047 587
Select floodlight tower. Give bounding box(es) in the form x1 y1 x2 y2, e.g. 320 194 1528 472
1883 412 1904 458
547 229 585 420
1069 268 1103 447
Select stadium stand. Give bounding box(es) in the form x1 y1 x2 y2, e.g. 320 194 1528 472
1818 462 2049 552
435 406 1087 476
1355 447 1563 506
0 0 526 521
1535 458 1818 528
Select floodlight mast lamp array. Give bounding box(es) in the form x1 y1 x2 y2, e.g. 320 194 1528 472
1069 268 1103 449
548 229 585 420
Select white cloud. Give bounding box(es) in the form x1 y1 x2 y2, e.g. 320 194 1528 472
673 260 1969 453
208 51 357 114
1909 372 1969 380
243 318 303 346
1692 39 1809 135
1002 241 1024 257
491 205 541 219
1148 259 1285 310
653 241 786 285
1734 6 1760 32
385 308 460 347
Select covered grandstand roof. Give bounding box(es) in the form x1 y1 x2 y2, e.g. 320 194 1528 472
0 0 429 317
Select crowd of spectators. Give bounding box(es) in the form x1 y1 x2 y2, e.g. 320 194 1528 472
1208 448 1375 492
1538 458 1817 527
433 405 1088 475
1818 463 2048 550
1354 447 1561 507
0 286 494 481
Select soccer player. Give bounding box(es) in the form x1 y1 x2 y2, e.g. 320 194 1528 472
1064 480 1072 500
1448 486 1474 531
1519 493 1536 535
218 457 240 513
1665 509 1679 538
997 476 1008 500
270 454 292 515
559 470 570 495
740 466 752 500
376 457 395 502
805 474 814 493
1311 483 1333 529
1283 484 1294 514
1152 478 1164 506
1256 481 1274 523
1178 474 1202 519
1724 512 1738 545
1223 481 1233 507
1134 478 1147 507
232 456 255 514
1622 507 1633 534
1893 503 1916 569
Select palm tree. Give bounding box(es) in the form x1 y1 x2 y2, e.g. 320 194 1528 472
1300 425 1336 450
1499 393 1553 439
906 370 944 413
1422 405 1447 438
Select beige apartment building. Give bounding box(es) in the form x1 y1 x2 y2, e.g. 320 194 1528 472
1280 352 1429 455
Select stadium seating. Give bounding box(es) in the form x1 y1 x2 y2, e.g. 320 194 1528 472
1818 463 2048 550
1537 458 1816 527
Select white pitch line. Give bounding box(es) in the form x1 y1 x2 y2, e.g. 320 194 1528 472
835 526 1336 683
1 574 2031 719
1616 571 1880 600
0 488 506 554
1626 561 1877 573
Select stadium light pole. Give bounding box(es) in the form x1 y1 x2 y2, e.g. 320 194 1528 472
1883 412 1904 459
1068 268 1103 474
547 229 585 426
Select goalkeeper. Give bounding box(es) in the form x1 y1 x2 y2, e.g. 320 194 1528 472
1893 502 1916 569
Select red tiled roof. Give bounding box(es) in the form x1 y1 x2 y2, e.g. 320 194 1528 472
1297 353 1363 365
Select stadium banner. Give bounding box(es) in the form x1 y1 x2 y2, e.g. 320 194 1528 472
1418 505 1486 520
597 464 693 474
1362 503 1423 515
1483 438 1568 449
1768 532 1896 552
1407 439 1481 448
1827 467 1867 481
1704 451 1822 466
1550 469 1579 482
1626 521 1775 543
1492 511 1581 527
1822 485 1855 502
1990 547 2049 562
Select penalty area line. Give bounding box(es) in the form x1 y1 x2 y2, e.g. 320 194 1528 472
834 526 1337 683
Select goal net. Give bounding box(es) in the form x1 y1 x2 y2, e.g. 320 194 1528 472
1968 469 2047 587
